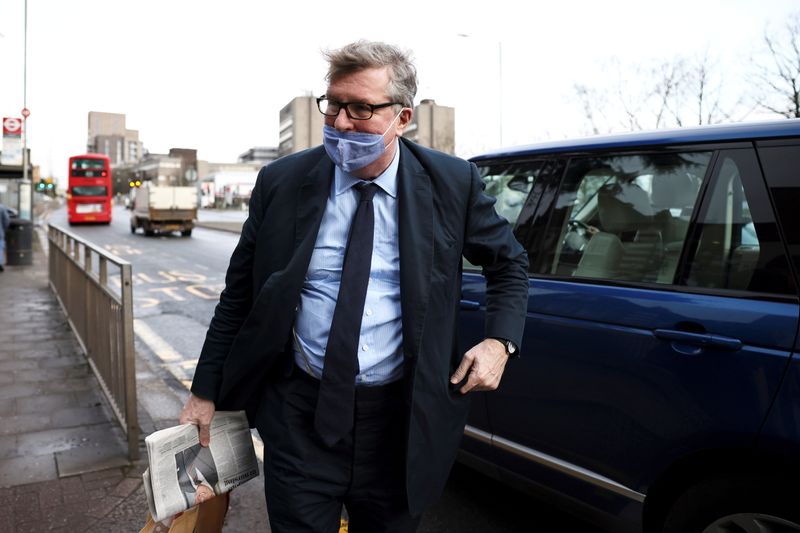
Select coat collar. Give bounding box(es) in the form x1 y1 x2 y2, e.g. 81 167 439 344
294 153 334 253
397 141 433 361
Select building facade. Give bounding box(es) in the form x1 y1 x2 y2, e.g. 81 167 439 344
197 160 263 208
168 148 198 184
278 96 324 157
239 146 279 165
403 99 455 154
134 154 184 185
87 111 144 165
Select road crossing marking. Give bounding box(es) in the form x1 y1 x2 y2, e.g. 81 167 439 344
134 319 183 361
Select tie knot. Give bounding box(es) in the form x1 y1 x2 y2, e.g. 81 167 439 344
355 181 379 202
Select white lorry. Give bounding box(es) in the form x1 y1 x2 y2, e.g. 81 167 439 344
131 185 198 237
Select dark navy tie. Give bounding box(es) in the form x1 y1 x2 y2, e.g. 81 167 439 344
314 182 379 446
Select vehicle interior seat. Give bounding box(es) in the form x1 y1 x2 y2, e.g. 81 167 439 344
596 180 654 239
576 181 662 281
650 172 699 282
574 232 625 278
651 172 698 242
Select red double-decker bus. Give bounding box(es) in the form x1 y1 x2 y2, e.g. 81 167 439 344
67 154 112 224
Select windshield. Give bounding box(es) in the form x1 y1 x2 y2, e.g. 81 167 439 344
72 186 108 197
71 158 108 177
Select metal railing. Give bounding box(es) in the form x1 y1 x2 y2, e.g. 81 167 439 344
47 224 139 460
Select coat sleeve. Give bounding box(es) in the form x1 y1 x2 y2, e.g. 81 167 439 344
461 162 529 350
190 167 268 402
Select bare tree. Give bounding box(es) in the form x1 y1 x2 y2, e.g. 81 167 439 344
574 53 739 134
753 12 800 118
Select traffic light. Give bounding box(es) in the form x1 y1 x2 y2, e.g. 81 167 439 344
129 179 142 188
36 178 46 191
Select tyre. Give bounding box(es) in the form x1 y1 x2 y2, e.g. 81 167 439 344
661 477 800 533
181 229 192 237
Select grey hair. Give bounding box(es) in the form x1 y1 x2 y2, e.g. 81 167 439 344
323 40 417 109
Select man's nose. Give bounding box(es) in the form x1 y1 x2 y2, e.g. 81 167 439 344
332 108 355 131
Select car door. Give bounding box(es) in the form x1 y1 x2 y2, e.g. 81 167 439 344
476 146 800 512
459 157 553 460
754 140 800 456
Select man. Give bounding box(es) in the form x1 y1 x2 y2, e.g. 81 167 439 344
0 203 10 272
180 41 528 532
176 444 218 508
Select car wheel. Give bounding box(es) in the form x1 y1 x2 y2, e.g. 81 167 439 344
661 477 800 533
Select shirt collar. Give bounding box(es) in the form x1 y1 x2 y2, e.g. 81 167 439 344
334 140 400 199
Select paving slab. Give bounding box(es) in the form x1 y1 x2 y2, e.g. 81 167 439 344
0 383 43 401
56 446 128 478
0 435 18 460
0 455 58 487
15 423 125 458
15 393 76 415
0 414 52 436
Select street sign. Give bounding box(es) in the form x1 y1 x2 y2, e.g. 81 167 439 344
21 108 30 118
3 117 22 136
2 117 23 165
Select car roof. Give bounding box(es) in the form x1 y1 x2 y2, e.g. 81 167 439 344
470 119 800 161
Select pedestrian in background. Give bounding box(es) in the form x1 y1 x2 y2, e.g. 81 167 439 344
0 203 10 272
180 40 529 532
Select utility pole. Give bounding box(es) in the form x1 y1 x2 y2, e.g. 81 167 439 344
22 0 33 223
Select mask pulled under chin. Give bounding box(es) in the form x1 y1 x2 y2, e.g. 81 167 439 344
322 111 402 173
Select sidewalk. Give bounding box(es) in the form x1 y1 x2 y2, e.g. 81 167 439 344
0 228 268 532
194 208 247 234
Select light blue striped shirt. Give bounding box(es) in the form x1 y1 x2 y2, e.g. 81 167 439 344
294 145 403 385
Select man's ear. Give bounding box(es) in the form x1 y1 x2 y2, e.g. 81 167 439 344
396 108 414 135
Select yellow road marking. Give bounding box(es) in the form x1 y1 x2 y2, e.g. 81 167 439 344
133 319 183 361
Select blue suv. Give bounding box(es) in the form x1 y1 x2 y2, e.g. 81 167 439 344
458 120 800 533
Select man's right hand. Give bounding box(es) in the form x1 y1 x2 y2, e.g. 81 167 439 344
179 394 216 447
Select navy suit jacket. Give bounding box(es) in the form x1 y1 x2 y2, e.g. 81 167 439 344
191 138 528 513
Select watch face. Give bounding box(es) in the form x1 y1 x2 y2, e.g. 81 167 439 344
507 342 516 354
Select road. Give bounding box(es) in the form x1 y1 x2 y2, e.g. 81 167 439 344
49 204 234 389
48 204 605 532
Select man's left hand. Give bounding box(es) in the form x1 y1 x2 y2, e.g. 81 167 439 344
450 338 510 394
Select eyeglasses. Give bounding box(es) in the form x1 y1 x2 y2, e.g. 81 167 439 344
316 96 401 120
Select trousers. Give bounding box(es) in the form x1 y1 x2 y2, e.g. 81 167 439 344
256 364 420 533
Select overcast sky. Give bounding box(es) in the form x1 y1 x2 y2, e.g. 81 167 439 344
0 0 797 182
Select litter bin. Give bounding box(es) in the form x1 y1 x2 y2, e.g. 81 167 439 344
7 219 33 266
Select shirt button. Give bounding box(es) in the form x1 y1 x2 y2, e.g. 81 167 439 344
362 344 369 351
365 309 373 316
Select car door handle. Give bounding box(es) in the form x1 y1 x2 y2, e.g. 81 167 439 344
654 329 742 351
460 299 481 310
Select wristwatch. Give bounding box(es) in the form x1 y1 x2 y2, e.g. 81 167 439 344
491 337 519 358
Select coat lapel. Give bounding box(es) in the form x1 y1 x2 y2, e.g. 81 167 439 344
397 142 433 362
293 154 334 263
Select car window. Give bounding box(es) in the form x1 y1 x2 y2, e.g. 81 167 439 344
464 161 543 270
757 143 800 287
682 149 797 296
72 186 108 196
542 152 711 283
478 161 541 225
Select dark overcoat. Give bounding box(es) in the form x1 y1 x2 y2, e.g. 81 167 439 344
190 138 528 514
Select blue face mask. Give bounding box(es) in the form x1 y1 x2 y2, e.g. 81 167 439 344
322 112 402 173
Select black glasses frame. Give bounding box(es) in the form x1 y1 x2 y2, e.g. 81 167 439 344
316 96 402 120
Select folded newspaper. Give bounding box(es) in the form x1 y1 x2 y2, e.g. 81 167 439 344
142 410 259 522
